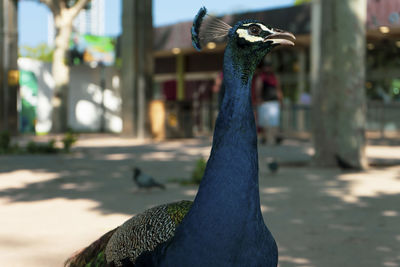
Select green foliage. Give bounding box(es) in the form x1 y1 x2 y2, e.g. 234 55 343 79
0 131 11 153
62 131 78 152
0 132 24 154
26 139 58 154
1 131 78 155
169 158 207 185
19 43 53 62
191 158 207 184
294 0 312 5
115 58 122 69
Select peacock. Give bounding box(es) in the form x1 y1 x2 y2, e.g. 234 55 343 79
65 7 295 267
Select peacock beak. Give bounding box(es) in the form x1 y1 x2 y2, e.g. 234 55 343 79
264 29 296 46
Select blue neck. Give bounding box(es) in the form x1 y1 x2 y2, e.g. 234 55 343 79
198 46 260 206
175 45 263 238
144 44 277 267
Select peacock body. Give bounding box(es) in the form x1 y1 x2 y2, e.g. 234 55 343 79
65 7 294 267
65 201 192 267
105 201 192 265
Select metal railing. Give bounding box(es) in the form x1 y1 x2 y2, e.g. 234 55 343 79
281 102 400 138
193 101 400 139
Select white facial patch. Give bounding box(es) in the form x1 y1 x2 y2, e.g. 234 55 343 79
236 28 264 42
237 23 275 43
242 23 272 32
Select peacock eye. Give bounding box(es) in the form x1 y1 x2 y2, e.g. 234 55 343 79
248 25 262 36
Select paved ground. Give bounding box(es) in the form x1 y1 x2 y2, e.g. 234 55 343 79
0 135 399 267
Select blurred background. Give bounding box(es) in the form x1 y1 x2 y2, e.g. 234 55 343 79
0 0 399 266
1 0 398 140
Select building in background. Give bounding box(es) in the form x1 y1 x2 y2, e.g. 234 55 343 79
47 0 105 47
32 1 400 137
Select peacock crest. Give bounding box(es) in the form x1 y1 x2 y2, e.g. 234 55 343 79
191 7 232 51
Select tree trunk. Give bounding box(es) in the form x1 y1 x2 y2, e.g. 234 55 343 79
51 17 72 133
0 0 18 134
121 0 153 137
40 0 90 133
311 0 368 169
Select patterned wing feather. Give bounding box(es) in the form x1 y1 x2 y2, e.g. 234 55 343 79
64 201 192 267
105 200 192 266
64 228 118 267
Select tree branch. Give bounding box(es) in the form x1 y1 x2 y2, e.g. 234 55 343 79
59 0 67 10
39 0 56 14
67 0 91 20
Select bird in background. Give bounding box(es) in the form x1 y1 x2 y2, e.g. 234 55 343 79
65 7 295 267
267 157 279 174
335 154 360 170
132 167 166 190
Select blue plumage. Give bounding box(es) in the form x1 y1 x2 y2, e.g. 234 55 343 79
65 7 295 267
191 6 207 51
134 9 295 267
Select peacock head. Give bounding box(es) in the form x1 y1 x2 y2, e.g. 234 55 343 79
230 19 295 59
191 7 295 74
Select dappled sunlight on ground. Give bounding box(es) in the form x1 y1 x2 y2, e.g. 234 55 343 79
261 187 290 194
73 135 148 147
0 136 399 266
103 153 133 161
0 197 130 266
278 255 313 266
323 167 400 204
382 210 399 217
338 167 400 200
60 181 98 191
366 145 400 159
260 204 275 213
258 165 400 267
183 189 198 197
141 151 183 161
0 170 60 190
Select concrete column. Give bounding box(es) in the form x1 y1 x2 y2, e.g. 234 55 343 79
0 0 18 134
297 48 306 100
176 53 185 101
0 0 4 130
311 0 367 169
121 0 153 137
297 48 306 131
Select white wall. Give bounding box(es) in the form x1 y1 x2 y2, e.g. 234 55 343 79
18 58 122 133
18 58 54 133
69 64 122 133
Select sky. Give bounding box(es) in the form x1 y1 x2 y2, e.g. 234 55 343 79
18 0 295 47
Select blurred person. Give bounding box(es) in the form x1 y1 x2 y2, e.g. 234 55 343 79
253 61 283 144
162 80 177 100
212 71 225 109
299 91 311 105
377 86 391 103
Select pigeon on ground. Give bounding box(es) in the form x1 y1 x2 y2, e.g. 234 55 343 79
267 158 279 174
132 167 166 190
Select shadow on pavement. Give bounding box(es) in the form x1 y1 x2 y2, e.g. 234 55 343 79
258 166 400 267
0 137 399 266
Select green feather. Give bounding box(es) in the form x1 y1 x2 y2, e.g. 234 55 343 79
84 251 106 267
167 200 193 225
